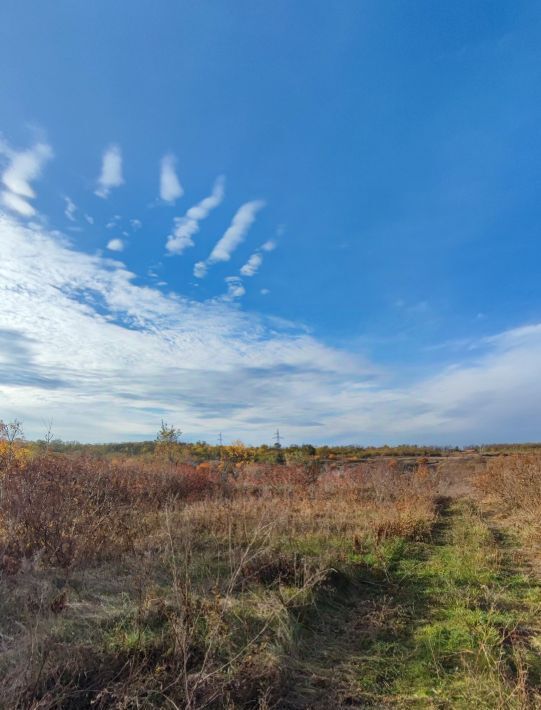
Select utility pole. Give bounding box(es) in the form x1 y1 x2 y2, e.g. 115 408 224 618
273 428 285 464
218 432 223 460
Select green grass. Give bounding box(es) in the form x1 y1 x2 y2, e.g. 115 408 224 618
284 500 541 708
397 502 541 706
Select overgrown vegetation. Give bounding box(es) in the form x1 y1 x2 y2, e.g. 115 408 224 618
30 435 459 464
2 422 541 707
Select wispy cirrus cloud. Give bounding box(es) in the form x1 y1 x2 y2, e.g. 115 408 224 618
194 199 265 278
64 196 77 221
209 200 265 263
160 153 183 203
1 191 36 217
95 145 124 198
0 140 53 216
166 176 225 255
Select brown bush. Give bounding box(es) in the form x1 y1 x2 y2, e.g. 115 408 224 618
477 454 541 516
0 455 138 566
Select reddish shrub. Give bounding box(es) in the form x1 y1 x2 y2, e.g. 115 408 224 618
0 455 137 566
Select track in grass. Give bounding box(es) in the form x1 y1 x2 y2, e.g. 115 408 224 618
281 499 541 709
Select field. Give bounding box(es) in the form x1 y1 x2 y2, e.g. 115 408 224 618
2 431 541 708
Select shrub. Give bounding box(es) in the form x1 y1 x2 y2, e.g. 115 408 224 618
0 455 138 567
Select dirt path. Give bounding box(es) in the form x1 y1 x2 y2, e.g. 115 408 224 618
280 500 541 709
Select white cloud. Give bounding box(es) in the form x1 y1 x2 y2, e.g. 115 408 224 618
239 237 276 277
240 253 263 277
64 196 77 221
130 218 142 230
84 214 94 225
260 288 270 295
224 276 246 300
106 238 124 252
0 141 53 216
160 153 183 203
195 200 265 278
166 176 225 255
95 145 124 198
1 191 35 217
3 210 541 445
209 200 264 264
0 210 372 442
193 261 207 278
2 142 53 198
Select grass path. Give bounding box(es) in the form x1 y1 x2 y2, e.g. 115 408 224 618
281 499 541 709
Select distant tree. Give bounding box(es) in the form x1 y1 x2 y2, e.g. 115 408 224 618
155 420 182 465
0 419 24 467
37 419 55 454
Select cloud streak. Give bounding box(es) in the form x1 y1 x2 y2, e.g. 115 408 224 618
160 153 183 203
194 200 265 278
0 141 53 216
64 196 77 221
166 176 225 255
1 191 36 217
95 145 124 198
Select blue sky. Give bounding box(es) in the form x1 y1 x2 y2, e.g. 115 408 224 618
1 1 541 444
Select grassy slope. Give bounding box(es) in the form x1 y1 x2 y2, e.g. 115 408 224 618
282 500 541 708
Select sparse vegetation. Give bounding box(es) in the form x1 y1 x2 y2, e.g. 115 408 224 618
2 424 541 707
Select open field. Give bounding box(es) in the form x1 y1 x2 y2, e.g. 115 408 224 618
2 433 541 707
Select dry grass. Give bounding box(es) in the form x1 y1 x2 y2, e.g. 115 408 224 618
0 451 438 708
477 453 541 556
3 448 541 707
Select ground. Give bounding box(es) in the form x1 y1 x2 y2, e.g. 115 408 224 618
283 498 541 708
2 451 541 707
